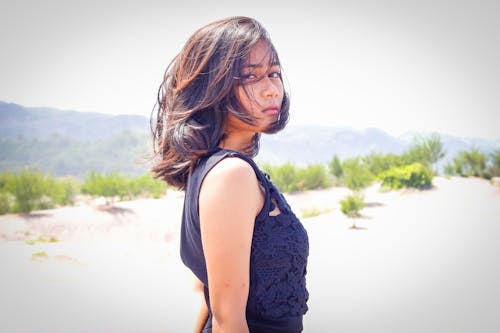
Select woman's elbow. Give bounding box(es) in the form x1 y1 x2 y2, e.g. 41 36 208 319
211 314 248 332
210 303 248 332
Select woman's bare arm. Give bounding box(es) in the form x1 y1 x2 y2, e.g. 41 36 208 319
192 278 209 333
199 157 263 333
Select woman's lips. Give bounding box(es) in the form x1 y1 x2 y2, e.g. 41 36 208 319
262 106 279 115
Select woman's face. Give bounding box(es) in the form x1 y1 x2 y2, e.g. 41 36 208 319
232 40 284 132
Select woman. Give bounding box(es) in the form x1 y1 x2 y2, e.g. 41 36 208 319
151 16 309 333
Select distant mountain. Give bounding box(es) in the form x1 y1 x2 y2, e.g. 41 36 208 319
0 130 151 178
258 126 407 165
0 101 149 140
0 101 152 177
1 101 498 177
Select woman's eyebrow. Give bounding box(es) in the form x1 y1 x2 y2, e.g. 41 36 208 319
242 61 280 69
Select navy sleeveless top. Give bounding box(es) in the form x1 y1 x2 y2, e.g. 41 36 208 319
180 148 309 333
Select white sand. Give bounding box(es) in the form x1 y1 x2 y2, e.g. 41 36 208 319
0 177 499 332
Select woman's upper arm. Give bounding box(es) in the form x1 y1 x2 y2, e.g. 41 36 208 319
199 157 262 326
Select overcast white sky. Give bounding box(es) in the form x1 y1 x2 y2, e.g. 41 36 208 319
1 0 499 139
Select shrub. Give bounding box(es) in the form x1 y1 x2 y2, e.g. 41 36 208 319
261 162 296 193
342 157 374 191
261 163 330 193
378 163 433 190
4 168 46 213
491 149 500 168
487 149 500 178
328 155 343 180
445 148 487 178
128 173 168 199
401 133 446 173
340 193 365 218
0 169 165 214
296 165 330 191
301 207 333 219
0 192 14 215
82 171 168 203
81 171 129 203
31 251 48 259
362 152 403 177
0 169 78 214
45 177 78 206
340 193 365 229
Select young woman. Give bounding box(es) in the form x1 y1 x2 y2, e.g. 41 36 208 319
151 16 309 333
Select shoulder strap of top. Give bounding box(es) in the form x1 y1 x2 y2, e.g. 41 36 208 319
225 151 266 180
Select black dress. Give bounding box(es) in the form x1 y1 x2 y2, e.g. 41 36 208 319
180 148 309 332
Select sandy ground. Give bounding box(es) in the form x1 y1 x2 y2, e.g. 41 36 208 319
0 177 499 333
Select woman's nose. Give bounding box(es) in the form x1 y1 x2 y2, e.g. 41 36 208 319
261 76 280 98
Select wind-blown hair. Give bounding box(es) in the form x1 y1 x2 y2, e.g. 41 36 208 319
150 16 290 189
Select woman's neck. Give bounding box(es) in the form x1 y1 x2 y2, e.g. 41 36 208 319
219 131 256 153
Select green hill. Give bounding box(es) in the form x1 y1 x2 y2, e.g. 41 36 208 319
0 130 151 178
0 101 152 178
1 100 498 178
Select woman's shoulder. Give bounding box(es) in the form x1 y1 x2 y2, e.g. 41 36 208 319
200 154 264 219
204 154 257 186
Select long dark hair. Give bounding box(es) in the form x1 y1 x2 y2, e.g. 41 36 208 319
150 16 290 189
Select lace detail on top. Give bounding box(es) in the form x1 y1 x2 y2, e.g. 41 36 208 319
245 167 309 319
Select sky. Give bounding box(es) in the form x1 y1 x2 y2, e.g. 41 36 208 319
1 0 499 139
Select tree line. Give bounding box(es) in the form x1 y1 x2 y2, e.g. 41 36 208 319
0 170 167 214
263 134 499 195
261 134 499 227
1 133 499 215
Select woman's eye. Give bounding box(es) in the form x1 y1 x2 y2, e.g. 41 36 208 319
269 72 282 79
238 73 259 84
238 70 281 84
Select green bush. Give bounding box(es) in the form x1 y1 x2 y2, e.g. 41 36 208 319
340 193 365 218
378 163 433 190
4 168 46 213
444 148 487 178
261 162 298 193
342 157 374 191
0 169 166 214
0 192 13 215
82 171 130 203
486 150 500 177
401 133 446 173
295 165 330 191
328 154 343 180
301 207 333 219
362 152 403 177
82 171 168 203
31 251 48 259
0 168 78 214
261 163 330 193
128 173 168 199
45 176 77 206
0 172 12 214
340 193 365 229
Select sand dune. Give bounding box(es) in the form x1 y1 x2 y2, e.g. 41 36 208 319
0 177 499 332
